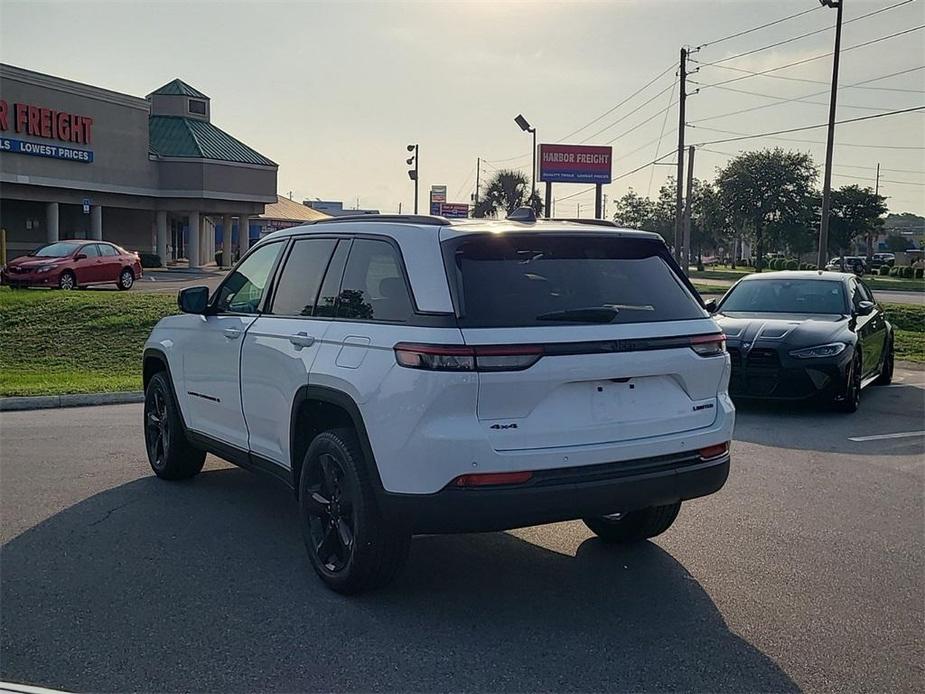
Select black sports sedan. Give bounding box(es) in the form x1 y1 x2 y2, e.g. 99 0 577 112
710 271 894 412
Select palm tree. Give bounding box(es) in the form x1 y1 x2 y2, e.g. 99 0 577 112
473 169 544 218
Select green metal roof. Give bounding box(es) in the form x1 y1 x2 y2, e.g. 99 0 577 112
149 116 276 167
149 79 208 99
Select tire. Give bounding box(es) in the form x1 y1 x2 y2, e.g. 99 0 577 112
835 351 862 413
583 502 681 544
118 267 134 290
143 371 205 480
58 271 76 290
876 336 894 386
299 428 410 594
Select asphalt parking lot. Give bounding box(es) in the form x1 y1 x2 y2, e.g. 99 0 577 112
1 370 923 693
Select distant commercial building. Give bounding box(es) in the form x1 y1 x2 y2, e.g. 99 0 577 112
303 200 379 217
0 64 277 266
254 195 330 236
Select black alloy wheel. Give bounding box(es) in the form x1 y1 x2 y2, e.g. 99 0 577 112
304 452 356 573
143 371 205 479
837 352 862 413
144 381 170 473
876 337 894 385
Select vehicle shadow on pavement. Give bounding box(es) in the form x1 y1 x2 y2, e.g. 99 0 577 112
0 467 798 693
732 382 925 455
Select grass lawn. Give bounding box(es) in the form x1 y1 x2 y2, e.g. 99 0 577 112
691 283 733 295
0 288 177 396
0 288 922 397
689 267 925 293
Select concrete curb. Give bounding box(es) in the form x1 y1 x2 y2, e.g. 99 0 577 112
0 391 144 412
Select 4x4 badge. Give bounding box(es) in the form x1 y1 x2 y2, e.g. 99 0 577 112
490 423 519 430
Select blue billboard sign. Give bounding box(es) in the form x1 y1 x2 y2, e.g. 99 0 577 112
0 137 93 163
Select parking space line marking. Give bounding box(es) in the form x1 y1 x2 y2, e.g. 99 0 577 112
848 431 925 442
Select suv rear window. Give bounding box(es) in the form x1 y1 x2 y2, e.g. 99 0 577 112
443 234 703 327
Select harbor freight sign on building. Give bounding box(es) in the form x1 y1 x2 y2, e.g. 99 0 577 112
0 137 94 163
538 144 612 184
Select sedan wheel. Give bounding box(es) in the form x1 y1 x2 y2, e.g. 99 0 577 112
836 353 862 413
118 269 134 290
58 271 75 290
876 338 894 385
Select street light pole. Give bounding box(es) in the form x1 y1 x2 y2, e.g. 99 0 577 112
515 114 537 197
406 144 419 214
816 0 844 269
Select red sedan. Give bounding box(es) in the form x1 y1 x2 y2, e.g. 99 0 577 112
1 240 143 290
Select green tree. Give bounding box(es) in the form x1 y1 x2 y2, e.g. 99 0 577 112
715 148 818 271
474 169 543 218
611 188 655 230
828 185 888 257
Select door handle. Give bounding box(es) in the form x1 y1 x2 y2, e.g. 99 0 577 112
223 327 242 340
288 332 315 350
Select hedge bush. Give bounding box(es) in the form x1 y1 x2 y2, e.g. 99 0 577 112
915 268 924 280
784 259 799 270
138 253 161 268
889 266 900 277
879 265 891 276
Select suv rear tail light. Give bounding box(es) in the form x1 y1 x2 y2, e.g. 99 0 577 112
453 471 534 487
690 333 726 357
698 442 729 460
394 343 542 372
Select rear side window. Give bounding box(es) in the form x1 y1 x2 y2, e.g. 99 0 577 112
336 239 414 322
444 234 704 327
270 238 337 316
98 244 117 257
82 245 100 258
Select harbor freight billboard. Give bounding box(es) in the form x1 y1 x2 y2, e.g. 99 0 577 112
538 144 612 184
440 202 469 218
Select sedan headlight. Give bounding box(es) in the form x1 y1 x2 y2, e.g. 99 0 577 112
36 265 54 273
789 343 847 359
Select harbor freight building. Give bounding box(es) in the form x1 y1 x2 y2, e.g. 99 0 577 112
0 63 277 267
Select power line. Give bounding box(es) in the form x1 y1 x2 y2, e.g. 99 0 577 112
648 77 678 196
558 151 681 204
695 125 925 149
595 99 679 146
689 66 925 125
695 4 823 49
833 172 925 186
559 63 676 142
577 81 677 143
693 25 925 90
699 0 916 67
690 106 925 146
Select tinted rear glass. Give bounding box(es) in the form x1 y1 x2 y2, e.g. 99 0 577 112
443 234 704 327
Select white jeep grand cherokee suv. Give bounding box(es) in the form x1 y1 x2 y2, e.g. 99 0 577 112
142 211 734 593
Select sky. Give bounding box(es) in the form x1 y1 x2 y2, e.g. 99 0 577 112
1 0 923 216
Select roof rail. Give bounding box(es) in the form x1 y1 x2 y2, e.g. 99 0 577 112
310 214 449 226
550 218 620 228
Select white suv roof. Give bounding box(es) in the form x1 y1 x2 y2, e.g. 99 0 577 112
261 215 664 243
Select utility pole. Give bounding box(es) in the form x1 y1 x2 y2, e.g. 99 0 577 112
816 0 844 269
594 184 603 219
868 162 880 259
683 145 695 276
544 182 552 219
603 193 608 220
577 202 581 218
675 46 688 266
475 157 480 213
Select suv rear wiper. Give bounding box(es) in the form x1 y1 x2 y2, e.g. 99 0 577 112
535 306 619 323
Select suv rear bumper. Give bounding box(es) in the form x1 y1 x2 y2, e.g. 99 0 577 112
378 450 730 534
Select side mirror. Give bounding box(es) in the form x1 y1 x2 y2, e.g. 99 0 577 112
74 253 87 260
703 298 718 313
856 300 875 316
178 285 210 314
